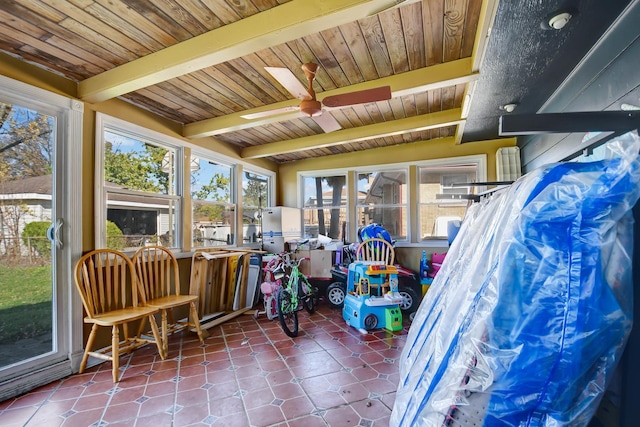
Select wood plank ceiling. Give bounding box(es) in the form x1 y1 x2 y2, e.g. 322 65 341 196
0 0 492 164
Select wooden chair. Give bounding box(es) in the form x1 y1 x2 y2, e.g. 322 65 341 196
132 246 206 357
74 249 165 383
356 238 395 265
356 238 395 295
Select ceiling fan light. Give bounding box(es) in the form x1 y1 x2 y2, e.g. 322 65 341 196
300 99 322 117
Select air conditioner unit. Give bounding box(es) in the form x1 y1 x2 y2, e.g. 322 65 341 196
496 146 522 182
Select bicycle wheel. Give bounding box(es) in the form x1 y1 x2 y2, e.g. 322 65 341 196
300 277 317 314
277 288 298 337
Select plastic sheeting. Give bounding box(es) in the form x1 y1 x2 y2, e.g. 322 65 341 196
391 132 640 427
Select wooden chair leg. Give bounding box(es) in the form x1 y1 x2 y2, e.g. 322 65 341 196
112 324 120 383
189 301 207 342
79 323 98 374
160 310 169 358
147 314 165 360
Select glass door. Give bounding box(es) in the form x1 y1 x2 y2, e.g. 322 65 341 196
0 75 82 400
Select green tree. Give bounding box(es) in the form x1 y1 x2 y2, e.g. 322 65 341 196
103 141 169 193
192 173 230 222
243 173 267 208
0 102 53 181
324 176 345 239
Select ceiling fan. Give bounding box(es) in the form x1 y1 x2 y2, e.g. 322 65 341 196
241 62 392 133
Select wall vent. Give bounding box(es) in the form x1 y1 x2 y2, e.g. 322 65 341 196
496 146 521 181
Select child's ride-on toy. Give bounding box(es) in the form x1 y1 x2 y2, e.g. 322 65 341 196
342 261 403 332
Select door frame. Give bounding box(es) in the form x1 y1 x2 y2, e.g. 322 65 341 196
0 74 84 400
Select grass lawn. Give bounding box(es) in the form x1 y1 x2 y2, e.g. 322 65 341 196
0 264 52 343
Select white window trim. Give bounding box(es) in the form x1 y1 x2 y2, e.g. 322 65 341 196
297 155 487 245
190 151 237 248
0 74 83 399
298 171 349 239
95 113 185 250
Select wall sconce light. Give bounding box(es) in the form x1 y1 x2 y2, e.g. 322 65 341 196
548 12 572 30
500 103 518 113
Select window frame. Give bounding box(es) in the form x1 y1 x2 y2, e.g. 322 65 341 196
95 115 184 251
417 155 487 240
354 166 409 242
190 151 237 248
242 168 274 246
299 172 349 239
298 155 486 244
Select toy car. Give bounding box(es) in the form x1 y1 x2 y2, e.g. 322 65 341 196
325 263 420 314
342 261 403 331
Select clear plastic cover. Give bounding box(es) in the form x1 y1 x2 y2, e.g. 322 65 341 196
391 131 640 427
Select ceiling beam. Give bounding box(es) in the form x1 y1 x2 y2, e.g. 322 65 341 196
78 0 414 103
184 58 477 138
241 108 464 159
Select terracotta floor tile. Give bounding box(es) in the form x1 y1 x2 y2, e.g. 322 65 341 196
72 392 110 412
137 393 175 418
208 395 245 418
338 382 369 404
242 387 275 410
210 412 250 426
306 390 346 409
134 411 173 427
286 414 328 427
109 385 146 406
271 382 304 400
0 406 39 426
322 403 361 426
60 407 103 427
206 368 237 385
246 404 285 427
209 379 241 399
279 395 315 419
172 400 209 425
144 380 176 397
175 387 209 407
350 397 393 421
176 373 208 392
101 401 141 423
237 374 269 392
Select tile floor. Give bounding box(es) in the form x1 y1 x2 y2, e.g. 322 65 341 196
0 305 408 427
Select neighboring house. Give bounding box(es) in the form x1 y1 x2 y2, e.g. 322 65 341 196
0 175 175 254
0 175 52 256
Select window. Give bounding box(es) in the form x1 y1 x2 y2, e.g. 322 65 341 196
299 155 485 244
96 115 182 250
356 169 407 241
191 156 235 247
418 164 478 239
301 174 347 239
242 171 270 244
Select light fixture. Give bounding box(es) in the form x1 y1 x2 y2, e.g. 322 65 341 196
548 12 572 30
621 103 640 111
501 103 518 113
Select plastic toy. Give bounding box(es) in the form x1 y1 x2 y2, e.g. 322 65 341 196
342 261 403 331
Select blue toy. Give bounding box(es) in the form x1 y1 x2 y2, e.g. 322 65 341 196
342 261 403 331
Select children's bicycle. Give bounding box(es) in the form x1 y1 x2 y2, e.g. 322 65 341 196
276 256 317 337
256 252 289 320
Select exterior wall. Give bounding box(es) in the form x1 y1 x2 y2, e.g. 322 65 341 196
518 1 640 171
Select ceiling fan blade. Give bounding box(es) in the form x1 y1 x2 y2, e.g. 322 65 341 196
312 112 342 133
241 105 299 120
322 86 392 108
265 67 311 100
